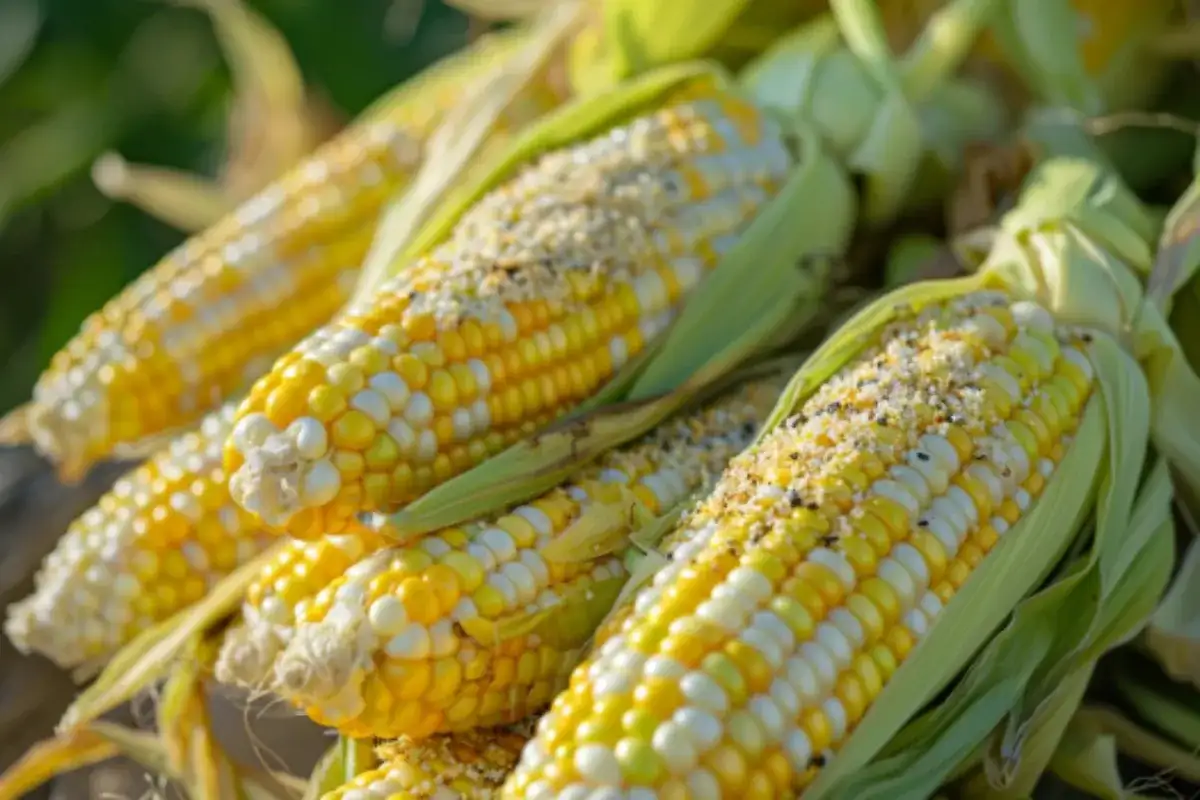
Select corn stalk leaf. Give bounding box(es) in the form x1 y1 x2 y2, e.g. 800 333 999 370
1047 708 1133 800
1144 538 1200 689
1069 704 1200 785
59 539 287 732
1112 658 1200 748
0 728 120 800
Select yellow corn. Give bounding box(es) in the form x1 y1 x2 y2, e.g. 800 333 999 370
17 31 566 480
223 76 794 538
324 723 533 800
502 291 1094 797
3 404 274 671
217 379 783 739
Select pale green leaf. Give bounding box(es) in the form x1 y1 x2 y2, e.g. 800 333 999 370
303 738 378 800
1145 537 1200 690
1047 708 1128 800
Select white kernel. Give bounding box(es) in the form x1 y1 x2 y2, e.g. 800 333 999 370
419 537 451 558
828 608 866 649
980 363 1022 400
946 485 979 528
686 769 721 800
1038 457 1055 478
592 672 631 698
574 745 621 785
785 656 821 704
906 451 949 495
904 608 930 638
681 671 729 714
890 464 932 504
784 728 814 772
259 595 289 624
800 641 839 688
877 558 918 606
598 468 630 484
387 419 416 453
966 463 1004 506
384 623 430 659
519 549 550 585
1014 487 1032 511
893 543 931 589
479 527 516 562
871 479 920 517
288 418 328 460
822 697 848 742
674 707 722 752
351 389 391 426
300 459 341 507
807 547 857 591
403 392 434 425
770 678 800 717
992 516 1010 536
696 596 748 632
448 408 471 440
429 619 458 657
813 625 853 670
640 474 675 506
466 359 492 393
609 337 628 368
169 492 201 522
749 694 786 742
501 561 537 604
416 430 438 463
671 257 703 290
726 566 774 604
610 650 647 676
750 610 796 653
451 598 478 622
470 398 490 432
930 495 968 539
515 506 553 536
740 628 784 669
633 270 668 311
925 517 961 557
486 573 518 606
963 314 1007 347
653 721 698 773
920 591 944 619
919 433 960 474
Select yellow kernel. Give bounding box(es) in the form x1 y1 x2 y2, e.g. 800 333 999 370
428 370 458 411
440 552 485 592
327 363 365 395
332 410 376 450
397 577 439 625
349 345 387 375
801 708 832 752
725 640 775 694
909 530 948 583
307 385 346 422
705 744 749 793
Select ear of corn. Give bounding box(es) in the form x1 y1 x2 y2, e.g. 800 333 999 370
224 64 799 538
218 378 783 739
7 24 567 481
373 0 1006 542
322 725 533 799
4 403 275 673
501 146 1200 798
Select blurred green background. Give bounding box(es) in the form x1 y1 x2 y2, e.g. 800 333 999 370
0 0 473 415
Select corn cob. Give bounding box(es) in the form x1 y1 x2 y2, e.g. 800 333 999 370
218 378 783 740
224 76 794 537
503 290 1095 797
4 404 275 671
323 724 533 800
11 28 566 481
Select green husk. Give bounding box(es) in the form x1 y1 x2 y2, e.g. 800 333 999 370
303 737 378 800
792 151 1192 797
986 0 1175 114
1047 708 1159 799
1144 539 1200 689
565 0 822 94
